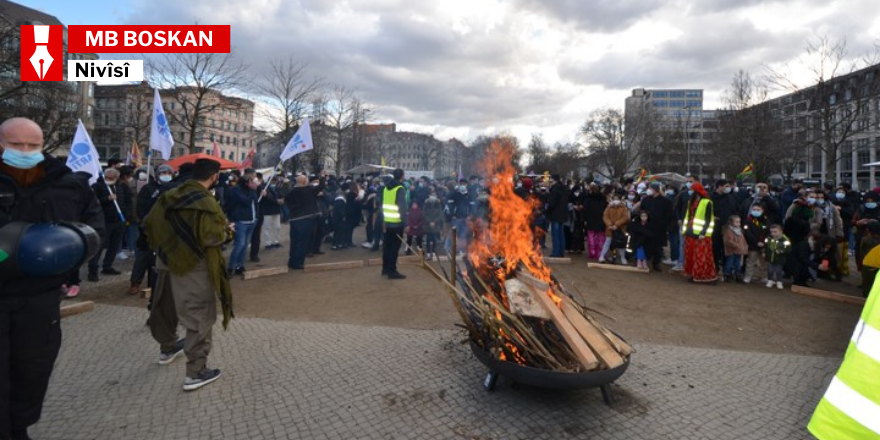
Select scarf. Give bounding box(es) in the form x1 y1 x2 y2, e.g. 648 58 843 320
143 180 234 329
730 226 742 236
0 161 46 187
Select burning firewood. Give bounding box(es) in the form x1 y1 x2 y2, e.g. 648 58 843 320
412 141 632 374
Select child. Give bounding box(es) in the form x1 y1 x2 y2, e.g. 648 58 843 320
405 201 424 255
814 234 842 282
764 224 792 289
627 210 653 269
723 215 748 282
331 190 347 250
599 192 630 265
422 190 444 259
859 221 880 298
742 203 769 284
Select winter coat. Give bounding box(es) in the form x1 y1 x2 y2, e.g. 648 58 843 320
641 194 675 235
225 185 259 223
331 197 346 226
742 215 769 252
407 206 424 236
817 203 844 239
259 184 283 216
423 197 444 234
711 191 738 227
445 191 472 220
740 195 781 225
602 203 629 237
546 183 570 223
723 226 748 256
0 156 104 297
627 219 653 250
764 235 792 266
584 191 607 232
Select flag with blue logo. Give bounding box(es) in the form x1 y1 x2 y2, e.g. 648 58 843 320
66 120 102 185
150 88 174 160
279 117 313 161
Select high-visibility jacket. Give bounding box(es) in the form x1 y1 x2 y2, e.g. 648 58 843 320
808 279 880 439
682 198 714 237
383 185 403 225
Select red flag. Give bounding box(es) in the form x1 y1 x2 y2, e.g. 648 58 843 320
212 141 221 157
238 148 255 171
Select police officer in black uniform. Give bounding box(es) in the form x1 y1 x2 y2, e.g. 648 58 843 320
0 118 103 440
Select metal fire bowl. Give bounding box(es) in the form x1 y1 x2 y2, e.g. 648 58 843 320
469 339 630 405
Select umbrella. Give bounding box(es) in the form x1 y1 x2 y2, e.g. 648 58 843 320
164 153 240 170
649 172 688 184
346 164 394 174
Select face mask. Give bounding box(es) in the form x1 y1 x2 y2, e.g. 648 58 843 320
685 182 693 189
770 192 777 196
750 210 763 218
516 182 522 188
358 189 365 198
816 199 825 206
459 186 467 194
573 192 580 197
733 187 739 193
311 182 319 187
158 174 173 183
723 187 732 194
665 190 674 197
688 190 694 196
867 202 878 209
610 200 621 206
138 173 147 181
640 216 648 221
807 197 817 205
627 195 635 201
836 192 846 199
645 189 655 196
105 180 117 186
2 148 44 169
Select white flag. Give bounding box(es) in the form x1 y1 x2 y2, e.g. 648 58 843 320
150 87 174 160
66 120 102 185
279 117 313 161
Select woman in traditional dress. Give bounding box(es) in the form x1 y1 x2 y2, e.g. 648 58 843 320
683 182 718 284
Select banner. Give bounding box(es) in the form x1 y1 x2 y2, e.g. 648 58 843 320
66 120 102 185
279 117 313 161
150 87 174 160
130 140 142 167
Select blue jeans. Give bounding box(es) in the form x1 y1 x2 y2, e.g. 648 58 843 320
668 230 680 262
550 222 566 257
288 218 314 268
724 255 742 276
228 221 256 271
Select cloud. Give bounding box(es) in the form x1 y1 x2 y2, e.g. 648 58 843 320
115 0 879 145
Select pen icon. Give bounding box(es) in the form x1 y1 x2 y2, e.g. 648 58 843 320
28 26 53 80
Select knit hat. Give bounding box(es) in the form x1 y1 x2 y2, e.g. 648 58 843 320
522 178 533 190
157 164 173 174
650 182 662 191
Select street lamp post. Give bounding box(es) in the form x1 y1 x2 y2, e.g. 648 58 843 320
683 106 690 175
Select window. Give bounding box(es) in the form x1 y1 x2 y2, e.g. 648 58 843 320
652 91 668 98
88 84 94 98
845 89 853 101
170 102 175 110
221 151 225 159
669 100 685 108
841 141 853 171
180 132 186 141
686 100 701 108
653 101 668 108
209 133 215 142
858 138 871 165
830 94 837 105
670 91 685 98
685 91 702 98
812 147 823 173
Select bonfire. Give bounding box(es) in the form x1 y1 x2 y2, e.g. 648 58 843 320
419 140 632 373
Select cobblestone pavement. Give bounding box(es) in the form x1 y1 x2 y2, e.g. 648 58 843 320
34 305 836 440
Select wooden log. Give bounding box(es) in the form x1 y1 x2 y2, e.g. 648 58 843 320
561 296 633 357
560 300 625 368
518 274 600 371
587 262 649 273
60 301 95 319
304 260 365 272
366 258 383 266
543 257 572 264
243 266 289 280
140 288 152 300
791 285 866 306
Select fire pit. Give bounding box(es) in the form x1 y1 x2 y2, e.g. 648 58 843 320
418 140 633 406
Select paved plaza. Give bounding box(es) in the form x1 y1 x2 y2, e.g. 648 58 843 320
33 304 836 440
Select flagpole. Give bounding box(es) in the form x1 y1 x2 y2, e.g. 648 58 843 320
100 171 127 223
146 149 153 181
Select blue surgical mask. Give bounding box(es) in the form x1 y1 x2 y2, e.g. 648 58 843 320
685 182 693 189
688 190 694 196
867 202 878 209
807 197 817 205
2 148 44 169
724 187 732 194
665 190 674 197
816 199 825 206
836 192 846 200
750 210 763 218
159 174 173 183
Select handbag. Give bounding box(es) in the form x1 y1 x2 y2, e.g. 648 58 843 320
611 229 629 250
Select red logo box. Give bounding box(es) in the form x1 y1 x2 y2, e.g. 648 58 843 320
20 25 64 81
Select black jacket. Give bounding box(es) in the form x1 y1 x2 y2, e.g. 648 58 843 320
740 195 781 225
285 182 324 220
711 191 738 226
628 219 653 250
546 183 570 223
92 178 129 225
0 156 104 297
136 180 161 222
584 191 607 232
259 184 282 216
640 194 675 234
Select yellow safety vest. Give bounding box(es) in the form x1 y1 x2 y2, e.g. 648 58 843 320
383 185 402 224
808 280 880 439
682 198 714 237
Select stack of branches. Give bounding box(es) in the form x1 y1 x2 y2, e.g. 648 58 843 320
417 247 633 373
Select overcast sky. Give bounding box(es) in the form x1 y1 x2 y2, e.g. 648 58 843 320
33 0 880 145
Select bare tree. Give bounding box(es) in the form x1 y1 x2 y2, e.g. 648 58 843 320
146 49 248 153
254 58 324 136
766 35 880 183
708 70 787 182
526 133 552 172
582 108 638 182
318 85 375 175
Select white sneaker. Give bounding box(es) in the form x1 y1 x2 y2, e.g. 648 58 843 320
743 277 751 284
620 258 628 265
598 258 606 263
671 265 682 272
116 251 130 260
765 280 774 288
361 242 373 248
776 282 784 290
661 258 674 265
